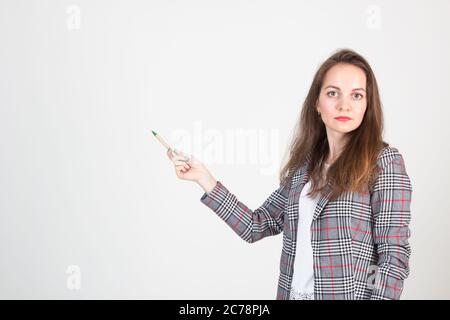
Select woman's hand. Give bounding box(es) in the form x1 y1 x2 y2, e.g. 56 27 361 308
166 148 217 193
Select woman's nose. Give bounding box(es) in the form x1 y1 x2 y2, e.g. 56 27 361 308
338 105 350 111
337 99 351 111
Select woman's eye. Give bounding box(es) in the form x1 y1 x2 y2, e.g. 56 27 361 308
327 91 337 97
353 93 364 100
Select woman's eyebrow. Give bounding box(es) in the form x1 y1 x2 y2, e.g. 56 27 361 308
324 85 366 92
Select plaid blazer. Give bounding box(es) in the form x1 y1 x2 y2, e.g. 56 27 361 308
200 146 412 300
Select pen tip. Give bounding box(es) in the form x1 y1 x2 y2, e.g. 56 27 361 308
151 130 157 136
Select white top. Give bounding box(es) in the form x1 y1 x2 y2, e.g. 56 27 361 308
289 163 330 300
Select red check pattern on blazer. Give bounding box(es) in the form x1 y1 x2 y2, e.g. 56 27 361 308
200 146 412 300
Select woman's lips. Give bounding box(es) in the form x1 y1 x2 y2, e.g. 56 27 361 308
335 116 352 122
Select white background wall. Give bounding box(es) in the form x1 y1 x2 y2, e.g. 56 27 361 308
1 0 449 299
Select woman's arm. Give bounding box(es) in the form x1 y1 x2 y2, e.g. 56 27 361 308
370 151 412 300
166 147 290 244
199 180 289 244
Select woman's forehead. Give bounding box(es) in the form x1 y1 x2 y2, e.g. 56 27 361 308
323 64 366 90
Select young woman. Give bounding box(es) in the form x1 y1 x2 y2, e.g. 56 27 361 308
167 49 412 300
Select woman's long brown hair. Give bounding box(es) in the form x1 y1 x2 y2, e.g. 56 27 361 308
279 48 388 201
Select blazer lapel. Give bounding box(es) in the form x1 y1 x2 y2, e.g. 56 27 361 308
290 158 333 222
312 185 332 221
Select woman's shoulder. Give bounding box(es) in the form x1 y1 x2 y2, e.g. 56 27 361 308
370 144 412 193
376 144 406 169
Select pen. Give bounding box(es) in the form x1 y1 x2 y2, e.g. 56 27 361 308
151 130 190 162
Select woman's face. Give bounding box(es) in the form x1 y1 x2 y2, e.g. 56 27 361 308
316 63 367 135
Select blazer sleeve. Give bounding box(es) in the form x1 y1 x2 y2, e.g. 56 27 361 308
370 152 412 300
199 180 289 244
